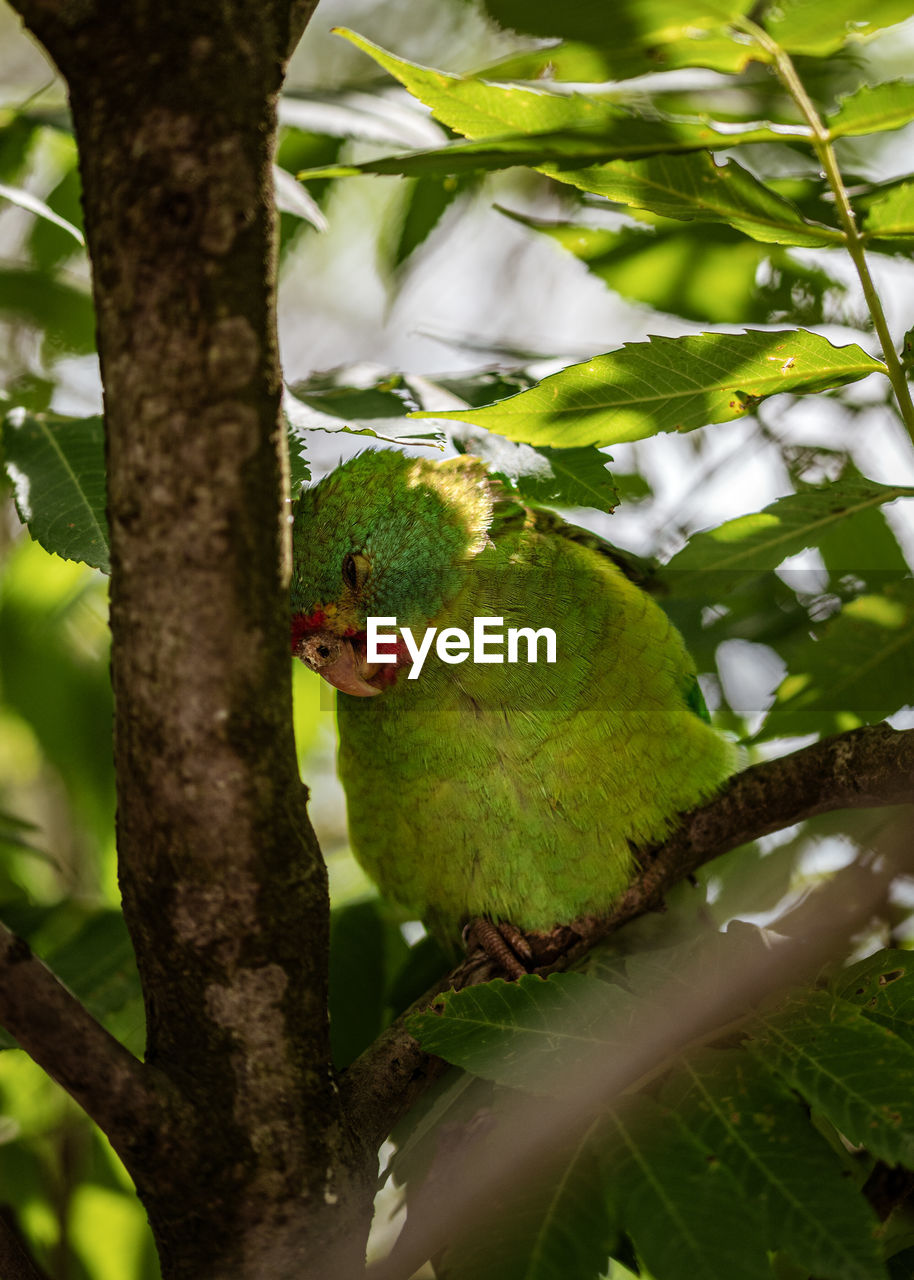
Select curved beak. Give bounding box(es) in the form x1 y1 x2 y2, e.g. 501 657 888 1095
294 629 382 698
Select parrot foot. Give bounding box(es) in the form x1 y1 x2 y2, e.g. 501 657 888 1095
463 917 533 980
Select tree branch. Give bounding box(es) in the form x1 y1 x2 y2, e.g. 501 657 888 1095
0 923 174 1164
6 1 374 1274
341 723 914 1150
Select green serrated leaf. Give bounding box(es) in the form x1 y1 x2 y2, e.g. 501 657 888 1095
863 181 914 240
827 81 914 140
763 0 914 56
476 0 763 79
660 477 914 598
331 28 646 141
610 1100 772 1280
2 409 110 572
487 31 764 81
411 330 886 448
407 933 767 1097
289 375 418 420
287 419 311 500
668 1051 885 1280
407 973 640 1094
545 154 841 248
298 123 809 181
835 949 914 1052
292 31 808 179
393 174 474 269
763 577 914 737
516 445 620 512
750 989 914 1166
329 27 780 151
475 0 752 48
283 379 441 448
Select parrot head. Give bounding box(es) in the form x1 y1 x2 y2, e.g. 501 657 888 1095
290 449 493 695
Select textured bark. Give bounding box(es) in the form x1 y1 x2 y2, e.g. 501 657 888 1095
5 2 373 1277
342 723 914 1152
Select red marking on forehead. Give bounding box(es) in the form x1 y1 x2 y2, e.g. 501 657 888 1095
290 609 326 651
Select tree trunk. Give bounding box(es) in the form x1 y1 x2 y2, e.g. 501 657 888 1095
5 2 376 1274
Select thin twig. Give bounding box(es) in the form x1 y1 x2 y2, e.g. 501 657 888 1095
739 18 914 447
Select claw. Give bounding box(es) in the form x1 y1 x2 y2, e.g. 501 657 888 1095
463 917 532 980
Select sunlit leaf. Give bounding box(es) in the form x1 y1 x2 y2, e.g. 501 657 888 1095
816 484 911 582
863 180 914 240
286 417 311 500
826 81 914 140
291 29 806 179
2 410 109 572
299 123 805 181
473 0 753 46
489 36 762 81
331 28 680 140
455 430 622 513
545 154 841 248
410 330 885 448
661 477 914 597
763 0 914 55
478 0 764 80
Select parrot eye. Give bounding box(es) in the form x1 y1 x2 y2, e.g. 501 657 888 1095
342 552 370 591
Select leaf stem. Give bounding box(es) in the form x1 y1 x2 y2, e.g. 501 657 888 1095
741 21 914 450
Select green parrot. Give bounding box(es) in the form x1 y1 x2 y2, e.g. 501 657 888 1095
291 448 735 964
